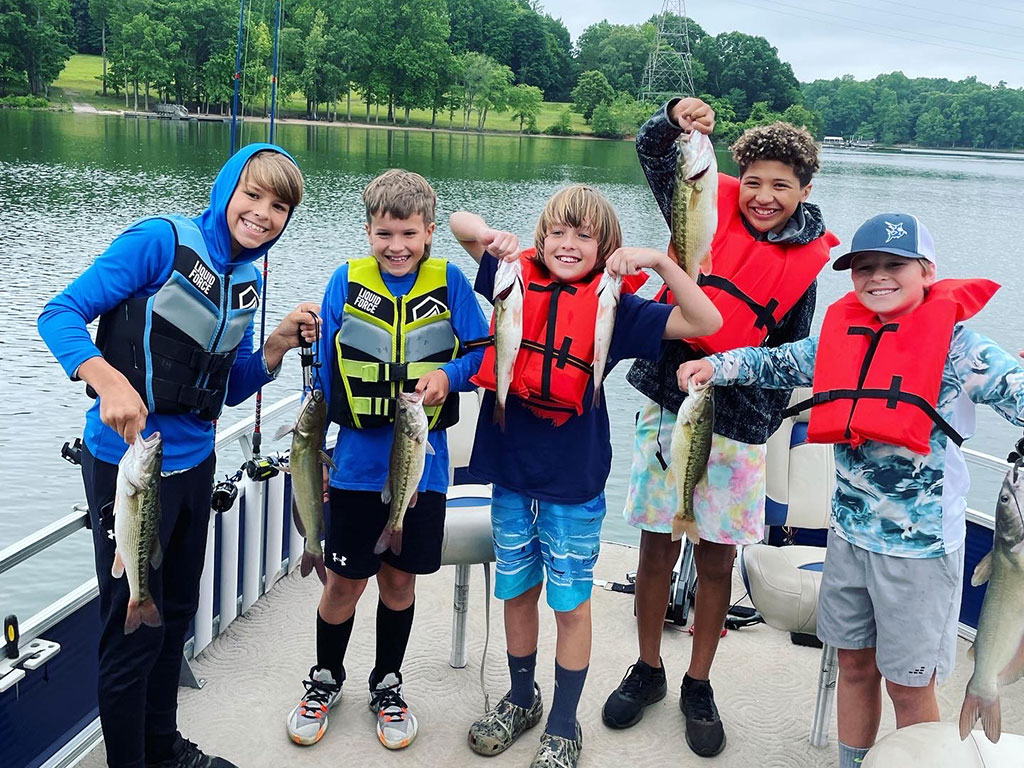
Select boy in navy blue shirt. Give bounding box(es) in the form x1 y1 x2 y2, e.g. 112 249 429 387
39 144 318 768
285 169 488 751
449 185 721 768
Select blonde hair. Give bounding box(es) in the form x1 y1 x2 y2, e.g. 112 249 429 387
241 150 303 209
363 169 437 226
533 185 622 276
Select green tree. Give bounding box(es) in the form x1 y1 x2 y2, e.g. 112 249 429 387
507 82 542 132
0 0 74 97
694 31 798 119
781 103 824 138
570 69 613 122
915 107 958 147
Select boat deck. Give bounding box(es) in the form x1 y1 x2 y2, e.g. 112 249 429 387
78 542 1024 768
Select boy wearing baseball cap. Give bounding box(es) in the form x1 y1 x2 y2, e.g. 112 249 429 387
677 212 1024 766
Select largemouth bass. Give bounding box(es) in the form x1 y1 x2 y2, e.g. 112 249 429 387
670 381 714 544
959 463 1024 743
592 269 621 408
670 129 718 279
376 390 434 555
112 432 163 634
492 258 524 430
278 388 335 584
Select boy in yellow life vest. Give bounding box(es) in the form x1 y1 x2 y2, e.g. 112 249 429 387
678 213 1024 768
285 169 488 750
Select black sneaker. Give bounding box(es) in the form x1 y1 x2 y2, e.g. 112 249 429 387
680 674 726 757
147 735 238 768
602 658 667 729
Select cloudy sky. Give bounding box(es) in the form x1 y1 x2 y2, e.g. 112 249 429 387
540 0 1024 88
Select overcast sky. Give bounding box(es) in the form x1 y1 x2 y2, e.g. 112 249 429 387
540 0 1024 88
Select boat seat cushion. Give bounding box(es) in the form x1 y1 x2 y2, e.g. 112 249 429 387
740 543 824 635
441 484 494 566
863 722 1024 767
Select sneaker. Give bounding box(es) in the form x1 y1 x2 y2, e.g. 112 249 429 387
468 683 543 756
146 735 237 768
602 658 667 729
368 671 418 749
286 665 343 746
680 674 726 757
529 722 583 768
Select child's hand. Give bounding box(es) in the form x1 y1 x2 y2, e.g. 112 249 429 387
670 98 715 135
264 302 322 368
78 357 148 443
605 247 666 277
677 360 714 390
482 228 520 262
414 369 450 406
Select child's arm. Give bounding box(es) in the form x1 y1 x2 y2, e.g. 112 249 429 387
448 211 520 264
678 338 818 392
605 247 721 340
951 328 1024 426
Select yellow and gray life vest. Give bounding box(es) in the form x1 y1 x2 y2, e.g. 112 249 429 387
329 257 460 430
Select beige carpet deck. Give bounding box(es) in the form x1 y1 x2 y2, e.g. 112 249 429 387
79 542 1024 767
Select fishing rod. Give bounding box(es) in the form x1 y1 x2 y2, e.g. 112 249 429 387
269 0 281 145
228 0 245 155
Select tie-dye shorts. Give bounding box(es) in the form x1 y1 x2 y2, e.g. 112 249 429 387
490 484 606 612
623 399 766 546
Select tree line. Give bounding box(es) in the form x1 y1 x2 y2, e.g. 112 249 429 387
2 0 1022 148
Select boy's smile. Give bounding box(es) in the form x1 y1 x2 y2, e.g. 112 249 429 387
226 179 291 256
367 213 434 277
738 159 811 235
851 252 936 322
543 222 599 283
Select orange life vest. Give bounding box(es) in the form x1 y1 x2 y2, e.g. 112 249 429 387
472 251 646 425
789 279 999 454
657 174 837 354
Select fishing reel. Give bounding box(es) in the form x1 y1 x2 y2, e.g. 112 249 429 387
1007 434 1024 465
244 453 285 482
211 468 244 513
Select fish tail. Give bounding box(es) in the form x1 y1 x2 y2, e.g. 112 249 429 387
374 528 392 555
493 401 506 431
313 554 327 585
390 529 404 556
124 597 162 635
671 515 700 545
300 552 313 579
592 384 602 409
960 692 1001 742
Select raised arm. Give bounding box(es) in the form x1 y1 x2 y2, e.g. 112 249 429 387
448 211 520 264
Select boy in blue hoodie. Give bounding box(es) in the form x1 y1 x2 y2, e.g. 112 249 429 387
38 144 318 768
285 169 488 751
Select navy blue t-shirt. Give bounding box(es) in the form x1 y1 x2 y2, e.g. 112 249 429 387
469 252 673 503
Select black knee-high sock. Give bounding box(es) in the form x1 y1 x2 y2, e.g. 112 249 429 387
316 610 353 683
371 600 415 686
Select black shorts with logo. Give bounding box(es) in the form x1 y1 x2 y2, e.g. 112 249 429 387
325 488 446 578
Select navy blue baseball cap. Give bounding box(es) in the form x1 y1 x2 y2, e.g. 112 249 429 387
832 213 936 270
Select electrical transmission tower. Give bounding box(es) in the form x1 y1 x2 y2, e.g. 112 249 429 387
639 0 697 103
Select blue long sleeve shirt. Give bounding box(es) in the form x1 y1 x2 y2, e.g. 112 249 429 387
319 258 489 494
708 328 1024 557
37 143 297 471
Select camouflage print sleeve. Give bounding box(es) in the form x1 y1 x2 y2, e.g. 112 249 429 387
636 99 684 228
950 326 1024 427
709 337 818 390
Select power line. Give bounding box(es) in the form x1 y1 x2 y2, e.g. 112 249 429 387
824 0 1024 37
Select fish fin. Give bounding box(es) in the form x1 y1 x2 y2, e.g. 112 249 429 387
112 550 125 579
971 552 993 587
671 515 700 545
410 491 419 508
493 402 506 431
1011 540 1024 555
313 554 327 585
273 422 294 441
592 386 602 409
390 529 404 556
319 450 338 471
959 692 983 741
124 598 162 635
381 482 392 506
997 637 1024 687
149 537 163 570
968 644 975 660
290 498 307 537
299 552 312 578
981 697 1002 743
374 528 392 555
425 441 435 456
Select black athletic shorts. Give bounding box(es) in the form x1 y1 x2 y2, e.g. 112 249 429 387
324 488 446 578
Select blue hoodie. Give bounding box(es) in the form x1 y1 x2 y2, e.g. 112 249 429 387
38 143 299 471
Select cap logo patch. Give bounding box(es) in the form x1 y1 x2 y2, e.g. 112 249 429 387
884 221 908 243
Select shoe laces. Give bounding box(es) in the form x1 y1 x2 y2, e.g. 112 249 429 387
684 680 717 722
171 738 210 768
617 663 650 700
371 679 409 722
300 669 340 716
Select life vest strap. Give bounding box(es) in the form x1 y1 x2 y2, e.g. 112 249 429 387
154 334 234 376
340 359 441 383
462 335 495 351
784 382 964 447
150 379 221 412
697 273 780 332
350 396 395 418
519 339 592 373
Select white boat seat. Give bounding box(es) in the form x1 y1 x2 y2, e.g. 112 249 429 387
739 387 835 636
441 389 494 567
863 722 1024 767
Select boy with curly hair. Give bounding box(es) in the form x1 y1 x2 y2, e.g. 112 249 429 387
602 99 839 757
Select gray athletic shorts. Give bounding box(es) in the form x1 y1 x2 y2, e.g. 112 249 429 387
816 532 964 687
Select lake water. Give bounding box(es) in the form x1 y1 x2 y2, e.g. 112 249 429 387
2 112 1023 619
